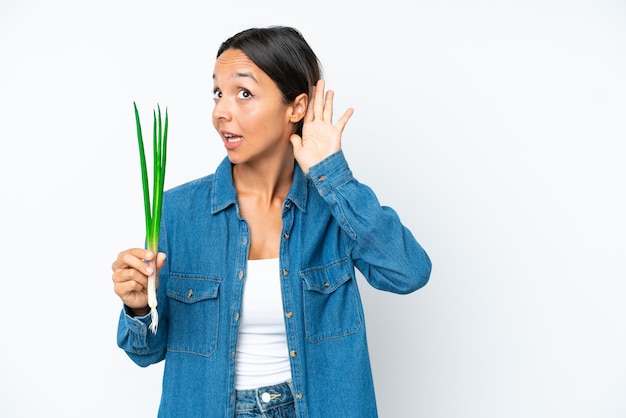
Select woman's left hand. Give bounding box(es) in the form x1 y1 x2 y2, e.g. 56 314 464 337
290 79 354 174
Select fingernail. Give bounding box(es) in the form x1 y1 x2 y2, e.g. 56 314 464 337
146 266 154 274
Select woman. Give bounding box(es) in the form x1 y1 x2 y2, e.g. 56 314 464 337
112 26 431 418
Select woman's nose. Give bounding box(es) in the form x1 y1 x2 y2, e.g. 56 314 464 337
212 98 232 121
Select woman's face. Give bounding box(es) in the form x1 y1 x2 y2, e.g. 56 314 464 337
212 48 294 165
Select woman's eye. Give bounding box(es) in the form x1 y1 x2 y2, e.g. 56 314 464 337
212 90 222 100
237 89 253 99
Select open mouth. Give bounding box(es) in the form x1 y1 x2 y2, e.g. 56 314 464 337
223 133 243 143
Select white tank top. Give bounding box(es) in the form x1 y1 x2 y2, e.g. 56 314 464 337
235 258 291 389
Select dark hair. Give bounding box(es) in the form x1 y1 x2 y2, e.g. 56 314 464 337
217 26 322 135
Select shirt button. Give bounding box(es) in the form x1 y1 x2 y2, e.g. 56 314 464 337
318 175 326 182
295 393 303 400
242 237 248 245
323 280 330 288
234 312 239 321
282 269 289 276
187 289 193 298
285 311 293 319
239 270 244 280
261 392 271 403
290 350 297 357
283 232 289 239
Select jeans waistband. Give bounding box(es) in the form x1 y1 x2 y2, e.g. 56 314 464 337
235 380 294 413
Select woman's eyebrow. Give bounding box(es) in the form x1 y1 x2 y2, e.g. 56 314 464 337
212 71 259 83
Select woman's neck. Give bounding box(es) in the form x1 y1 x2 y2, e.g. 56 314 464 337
233 151 294 204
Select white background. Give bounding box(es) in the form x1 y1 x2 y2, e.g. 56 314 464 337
1 0 624 417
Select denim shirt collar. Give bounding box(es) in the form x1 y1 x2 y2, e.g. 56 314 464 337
211 156 309 215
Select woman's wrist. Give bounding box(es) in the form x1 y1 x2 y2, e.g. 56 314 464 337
127 305 150 317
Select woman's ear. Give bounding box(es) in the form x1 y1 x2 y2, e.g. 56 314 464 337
289 92 308 124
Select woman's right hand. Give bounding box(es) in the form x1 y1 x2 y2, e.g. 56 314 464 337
112 248 166 311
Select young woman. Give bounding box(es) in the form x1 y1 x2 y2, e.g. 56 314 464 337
112 26 432 418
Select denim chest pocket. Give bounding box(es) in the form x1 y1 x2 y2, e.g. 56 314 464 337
166 275 221 357
301 258 362 343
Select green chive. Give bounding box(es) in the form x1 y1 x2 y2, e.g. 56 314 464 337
133 101 168 334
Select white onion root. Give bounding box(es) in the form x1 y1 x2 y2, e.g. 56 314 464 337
147 268 159 334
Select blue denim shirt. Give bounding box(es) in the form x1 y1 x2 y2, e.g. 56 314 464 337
117 150 432 417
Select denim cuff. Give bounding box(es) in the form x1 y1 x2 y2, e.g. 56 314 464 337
307 150 353 195
122 308 149 347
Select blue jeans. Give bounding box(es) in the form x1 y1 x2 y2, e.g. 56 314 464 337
235 381 296 418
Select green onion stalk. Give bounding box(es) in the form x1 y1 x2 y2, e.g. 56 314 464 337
133 102 168 334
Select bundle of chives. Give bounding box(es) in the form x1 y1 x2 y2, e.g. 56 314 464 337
133 102 168 334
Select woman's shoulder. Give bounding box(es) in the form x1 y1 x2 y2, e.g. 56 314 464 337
165 157 231 199
163 173 216 204
168 174 215 193
167 173 215 193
